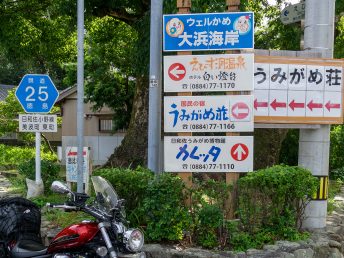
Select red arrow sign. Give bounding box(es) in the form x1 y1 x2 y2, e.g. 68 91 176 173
168 63 186 81
307 100 323 111
231 143 249 161
325 101 341 111
254 99 268 110
231 102 250 119
289 100 305 111
270 99 287 111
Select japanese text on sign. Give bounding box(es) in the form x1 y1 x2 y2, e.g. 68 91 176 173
164 95 253 132
254 62 343 120
163 12 254 51
19 114 57 133
164 54 254 92
164 136 253 172
66 147 90 183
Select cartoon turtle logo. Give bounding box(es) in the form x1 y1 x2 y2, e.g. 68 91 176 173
234 15 252 35
166 18 184 37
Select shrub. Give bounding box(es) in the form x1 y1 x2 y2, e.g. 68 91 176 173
237 165 318 236
93 166 154 226
142 173 191 241
17 158 60 193
0 144 57 169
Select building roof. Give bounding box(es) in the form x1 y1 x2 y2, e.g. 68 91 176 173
56 86 77 103
0 84 15 101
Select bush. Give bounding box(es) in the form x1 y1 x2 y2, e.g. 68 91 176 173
93 166 154 226
0 144 57 169
142 173 191 242
237 165 318 236
17 158 60 193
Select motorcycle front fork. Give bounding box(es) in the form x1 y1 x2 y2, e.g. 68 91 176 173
98 222 117 258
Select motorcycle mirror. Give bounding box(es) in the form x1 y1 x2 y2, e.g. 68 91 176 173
51 181 71 194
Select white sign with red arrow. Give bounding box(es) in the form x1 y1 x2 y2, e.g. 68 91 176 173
254 61 343 123
164 136 253 173
164 53 254 92
164 95 254 133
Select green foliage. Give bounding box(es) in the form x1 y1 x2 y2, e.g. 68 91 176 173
327 179 344 214
0 144 57 169
17 158 60 193
93 166 153 226
279 129 299 166
142 173 191 241
330 125 344 169
237 165 318 236
330 168 344 181
196 204 224 248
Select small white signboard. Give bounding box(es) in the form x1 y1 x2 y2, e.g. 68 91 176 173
164 95 254 132
164 53 254 92
164 136 253 173
280 2 305 25
19 114 57 132
66 147 90 183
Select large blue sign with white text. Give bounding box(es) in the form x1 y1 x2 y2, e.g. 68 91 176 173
16 74 59 113
163 12 254 52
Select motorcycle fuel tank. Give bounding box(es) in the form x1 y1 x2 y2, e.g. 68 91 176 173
47 222 99 253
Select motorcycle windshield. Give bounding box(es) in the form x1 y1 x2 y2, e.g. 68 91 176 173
91 176 119 212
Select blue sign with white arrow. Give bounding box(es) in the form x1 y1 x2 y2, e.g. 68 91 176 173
15 74 59 113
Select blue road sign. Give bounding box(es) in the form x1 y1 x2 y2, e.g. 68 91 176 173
163 12 254 52
15 74 59 113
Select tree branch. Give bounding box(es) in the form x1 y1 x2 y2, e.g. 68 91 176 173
41 133 54 154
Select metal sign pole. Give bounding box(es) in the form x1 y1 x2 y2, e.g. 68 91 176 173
35 132 42 184
148 0 163 174
77 0 85 193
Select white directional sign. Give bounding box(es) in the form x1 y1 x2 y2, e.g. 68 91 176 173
164 54 254 92
254 56 343 124
19 114 57 133
280 1 305 25
164 95 253 132
164 136 253 172
66 147 90 183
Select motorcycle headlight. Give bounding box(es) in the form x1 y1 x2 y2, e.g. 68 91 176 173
123 229 144 252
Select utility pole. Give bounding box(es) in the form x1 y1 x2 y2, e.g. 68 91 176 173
148 0 163 174
300 0 335 229
77 0 85 192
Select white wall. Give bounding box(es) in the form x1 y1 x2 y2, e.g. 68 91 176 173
61 135 125 166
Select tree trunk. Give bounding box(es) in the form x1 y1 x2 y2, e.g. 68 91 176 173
104 75 149 168
253 128 289 170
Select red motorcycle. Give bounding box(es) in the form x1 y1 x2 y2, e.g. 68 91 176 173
0 176 145 258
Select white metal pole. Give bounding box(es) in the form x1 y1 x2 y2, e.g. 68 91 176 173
77 0 85 193
35 132 41 184
148 0 163 174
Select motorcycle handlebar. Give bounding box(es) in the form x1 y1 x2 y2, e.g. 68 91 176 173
46 203 78 210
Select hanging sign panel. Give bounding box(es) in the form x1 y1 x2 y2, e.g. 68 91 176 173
254 56 344 124
163 12 254 51
164 136 253 173
164 53 254 92
164 95 254 132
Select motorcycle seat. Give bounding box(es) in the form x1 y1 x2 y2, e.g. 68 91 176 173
10 239 47 258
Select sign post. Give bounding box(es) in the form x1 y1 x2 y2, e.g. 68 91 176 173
15 74 59 191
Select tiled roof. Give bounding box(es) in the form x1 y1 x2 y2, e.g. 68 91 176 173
0 84 15 101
